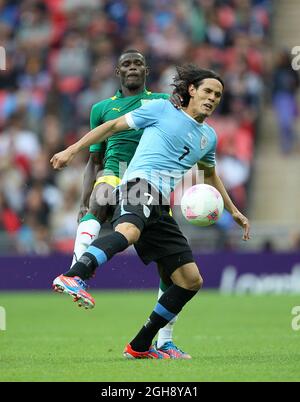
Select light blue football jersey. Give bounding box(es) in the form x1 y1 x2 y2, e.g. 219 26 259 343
123 99 217 200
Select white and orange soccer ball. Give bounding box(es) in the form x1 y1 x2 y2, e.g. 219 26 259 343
180 184 224 227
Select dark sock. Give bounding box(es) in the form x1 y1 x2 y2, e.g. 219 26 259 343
130 284 198 352
91 231 129 260
64 253 98 280
64 232 129 280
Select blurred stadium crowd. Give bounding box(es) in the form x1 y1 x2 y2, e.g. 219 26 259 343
0 0 275 254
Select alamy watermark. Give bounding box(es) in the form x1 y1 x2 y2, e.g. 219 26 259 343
291 46 300 71
0 306 6 331
291 306 300 331
94 162 205 207
0 46 6 71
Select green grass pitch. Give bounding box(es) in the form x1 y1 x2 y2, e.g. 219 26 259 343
0 290 300 382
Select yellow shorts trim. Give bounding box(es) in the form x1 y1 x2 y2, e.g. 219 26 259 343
169 208 173 217
94 175 121 189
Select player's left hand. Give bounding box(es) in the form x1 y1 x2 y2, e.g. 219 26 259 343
231 211 250 241
169 93 183 109
50 148 75 170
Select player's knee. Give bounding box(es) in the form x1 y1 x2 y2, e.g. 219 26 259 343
89 200 99 216
89 202 107 223
186 270 203 291
115 222 140 245
194 274 204 291
171 262 203 291
184 272 203 291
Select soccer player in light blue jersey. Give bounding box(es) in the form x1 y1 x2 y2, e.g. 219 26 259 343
51 64 250 359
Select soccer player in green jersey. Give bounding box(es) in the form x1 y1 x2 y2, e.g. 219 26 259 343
70 49 190 359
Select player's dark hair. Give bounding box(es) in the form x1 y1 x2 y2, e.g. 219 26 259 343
173 64 224 107
118 49 146 63
121 49 142 55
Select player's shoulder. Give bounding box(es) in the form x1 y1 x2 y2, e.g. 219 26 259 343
202 122 217 144
90 98 112 112
203 122 217 137
144 91 170 100
140 97 168 110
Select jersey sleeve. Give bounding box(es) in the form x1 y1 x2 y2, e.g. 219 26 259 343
89 103 105 153
125 99 166 131
200 129 217 167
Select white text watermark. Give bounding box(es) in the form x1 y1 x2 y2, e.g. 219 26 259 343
0 306 6 331
0 46 6 70
94 163 205 206
291 46 300 71
291 306 300 331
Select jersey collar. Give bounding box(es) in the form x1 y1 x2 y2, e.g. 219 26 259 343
114 88 150 98
180 109 204 126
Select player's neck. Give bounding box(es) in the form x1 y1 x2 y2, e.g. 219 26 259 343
121 86 145 97
183 107 206 123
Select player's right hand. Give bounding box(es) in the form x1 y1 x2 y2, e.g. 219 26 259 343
231 211 251 241
50 148 75 170
169 93 183 109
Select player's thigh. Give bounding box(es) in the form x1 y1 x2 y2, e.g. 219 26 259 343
170 262 203 291
134 211 195 271
156 263 173 289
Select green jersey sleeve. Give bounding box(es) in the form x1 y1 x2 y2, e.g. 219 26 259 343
89 102 105 153
152 93 170 100
160 93 170 99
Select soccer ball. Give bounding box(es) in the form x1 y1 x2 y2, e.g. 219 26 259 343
180 184 224 227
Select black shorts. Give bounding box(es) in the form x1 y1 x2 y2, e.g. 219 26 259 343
111 179 194 276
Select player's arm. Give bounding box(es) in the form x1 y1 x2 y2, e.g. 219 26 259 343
78 151 103 222
77 103 106 221
50 116 129 170
197 162 250 241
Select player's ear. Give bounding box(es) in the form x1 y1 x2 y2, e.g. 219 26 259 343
145 66 150 76
188 84 196 97
115 67 120 77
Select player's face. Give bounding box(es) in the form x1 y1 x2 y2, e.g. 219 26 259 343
190 78 223 118
116 53 149 90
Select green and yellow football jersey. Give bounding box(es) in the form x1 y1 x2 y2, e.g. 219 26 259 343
89 89 169 178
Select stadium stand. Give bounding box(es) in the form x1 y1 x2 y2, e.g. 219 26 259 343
1 0 292 255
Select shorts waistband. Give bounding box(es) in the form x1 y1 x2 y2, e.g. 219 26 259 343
121 178 170 206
